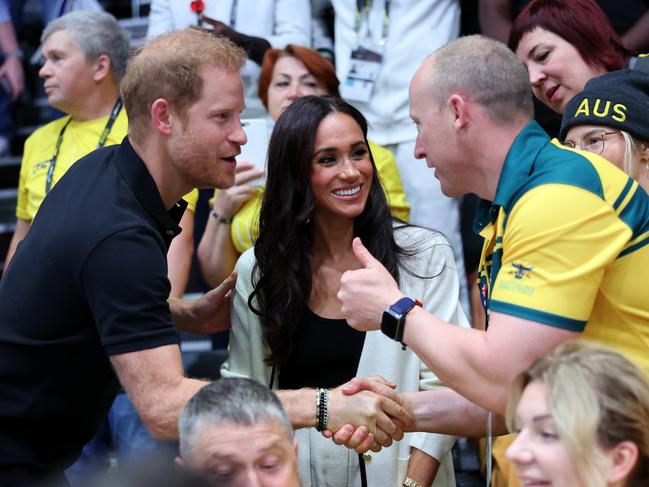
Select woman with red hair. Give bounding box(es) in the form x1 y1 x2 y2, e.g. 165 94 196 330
508 0 646 114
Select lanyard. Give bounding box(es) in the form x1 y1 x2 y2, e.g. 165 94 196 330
354 0 391 44
45 98 123 195
230 0 238 27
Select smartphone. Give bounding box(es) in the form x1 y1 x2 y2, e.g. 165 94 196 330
239 118 269 187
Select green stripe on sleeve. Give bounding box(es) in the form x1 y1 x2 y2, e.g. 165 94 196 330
490 300 586 332
613 178 634 211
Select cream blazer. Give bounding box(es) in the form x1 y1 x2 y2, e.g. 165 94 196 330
222 226 470 486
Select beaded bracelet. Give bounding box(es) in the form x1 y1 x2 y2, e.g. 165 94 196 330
315 387 328 431
210 210 232 224
315 388 321 426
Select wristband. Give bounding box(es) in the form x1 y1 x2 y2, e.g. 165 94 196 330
3 49 23 60
315 387 328 431
381 297 422 348
210 210 232 224
402 478 424 487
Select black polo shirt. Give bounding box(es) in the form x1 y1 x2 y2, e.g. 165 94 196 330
0 138 182 485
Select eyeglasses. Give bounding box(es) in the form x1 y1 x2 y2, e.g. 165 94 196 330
562 131 622 155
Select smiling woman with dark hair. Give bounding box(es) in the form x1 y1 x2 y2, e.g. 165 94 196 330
196 45 409 289
221 95 469 487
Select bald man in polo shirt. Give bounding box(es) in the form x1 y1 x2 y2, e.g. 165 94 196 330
333 35 649 446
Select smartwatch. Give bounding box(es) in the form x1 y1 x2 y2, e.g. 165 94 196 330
381 297 418 344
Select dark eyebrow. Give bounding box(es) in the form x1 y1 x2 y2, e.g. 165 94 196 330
313 147 337 156
207 108 231 118
313 140 367 157
274 72 315 80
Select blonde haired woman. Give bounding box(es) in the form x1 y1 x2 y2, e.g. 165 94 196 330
506 341 649 486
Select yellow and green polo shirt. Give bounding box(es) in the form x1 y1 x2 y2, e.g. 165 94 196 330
476 121 649 370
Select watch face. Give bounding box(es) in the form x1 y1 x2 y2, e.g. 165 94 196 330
391 297 416 314
381 309 400 340
381 298 416 342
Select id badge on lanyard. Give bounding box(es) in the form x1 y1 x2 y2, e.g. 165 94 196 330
341 0 390 103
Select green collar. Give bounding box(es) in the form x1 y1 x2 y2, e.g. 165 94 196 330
474 121 549 234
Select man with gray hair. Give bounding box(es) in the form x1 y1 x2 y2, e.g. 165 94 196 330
334 34 649 442
178 378 300 487
4 10 129 267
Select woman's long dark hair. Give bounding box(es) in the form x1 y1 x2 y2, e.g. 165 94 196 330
250 96 405 368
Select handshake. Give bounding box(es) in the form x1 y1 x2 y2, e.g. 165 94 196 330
321 376 414 454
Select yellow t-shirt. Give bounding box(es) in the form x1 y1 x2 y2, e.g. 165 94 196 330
477 122 649 371
17 111 129 221
183 188 199 213
227 140 410 253
17 111 198 219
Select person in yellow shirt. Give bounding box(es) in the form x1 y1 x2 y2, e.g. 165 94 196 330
5 11 129 269
197 44 409 287
334 35 649 450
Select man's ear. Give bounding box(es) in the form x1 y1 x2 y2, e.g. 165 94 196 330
150 98 174 136
447 93 469 130
175 455 185 469
606 440 638 484
92 54 112 83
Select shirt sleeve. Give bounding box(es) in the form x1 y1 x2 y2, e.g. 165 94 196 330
490 184 631 330
15 144 31 220
230 189 263 254
80 227 179 355
220 248 274 386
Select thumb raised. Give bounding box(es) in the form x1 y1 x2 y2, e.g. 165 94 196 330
352 237 376 268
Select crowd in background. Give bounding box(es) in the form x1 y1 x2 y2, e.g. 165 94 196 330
0 1 648 487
